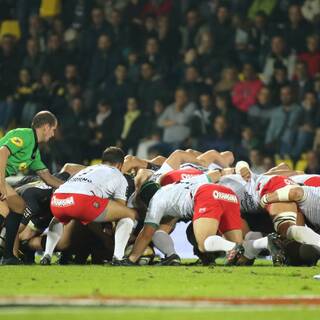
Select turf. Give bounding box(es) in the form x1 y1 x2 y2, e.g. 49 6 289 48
1 308 320 320
0 260 320 298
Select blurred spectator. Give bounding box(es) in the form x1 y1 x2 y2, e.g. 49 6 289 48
61 97 90 163
248 86 275 140
238 127 260 160
118 97 145 153
88 33 117 89
63 64 81 86
249 149 265 174
299 34 320 78
0 35 21 100
142 37 166 75
232 62 263 113
269 63 290 105
22 38 45 80
305 150 320 174
263 35 296 84
214 66 238 95
191 92 214 138
199 115 234 152
181 65 207 103
87 100 121 159
232 13 250 63
43 34 69 80
209 4 235 57
104 63 135 114
180 8 203 52
14 68 37 126
291 60 313 102
262 154 276 172
137 62 167 114
214 92 241 136
292 91 320 160
158 88 196 146
265 85 303 156
108 9 129 49
282 4 313 54
248 11 271 67
80 7 112 59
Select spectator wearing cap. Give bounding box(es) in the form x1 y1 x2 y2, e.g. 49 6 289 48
232 62 263 113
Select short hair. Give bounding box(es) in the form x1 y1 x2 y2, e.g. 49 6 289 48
31 111 57 128
101 147 125 164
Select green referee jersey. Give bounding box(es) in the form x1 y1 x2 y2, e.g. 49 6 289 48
0 128 47 177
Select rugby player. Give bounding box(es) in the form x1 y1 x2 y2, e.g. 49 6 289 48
126 180 244 265
41 147 137 265
236 161 320 248
0 111 64 264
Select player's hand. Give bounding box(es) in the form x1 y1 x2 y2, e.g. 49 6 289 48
0 184 7 201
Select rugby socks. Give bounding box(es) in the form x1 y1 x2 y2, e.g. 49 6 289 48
287 225 320 247
152 230 177 257
3 211 22 258
204 235 235 252
245 231 263 241
44 220 63 257
243 237 268 259
114 218 134 259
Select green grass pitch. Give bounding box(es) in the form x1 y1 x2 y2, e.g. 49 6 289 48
0 260 320 319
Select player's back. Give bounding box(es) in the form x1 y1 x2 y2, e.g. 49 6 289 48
55 164 127 199
292 174 320 187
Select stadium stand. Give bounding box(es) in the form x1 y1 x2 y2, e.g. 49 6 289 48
0 0 319 174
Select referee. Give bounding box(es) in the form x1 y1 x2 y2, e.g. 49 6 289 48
0 111 64 264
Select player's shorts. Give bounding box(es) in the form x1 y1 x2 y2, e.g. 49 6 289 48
50 193 109 225
259 176 296 198
304 176 320 187
160 168 203 186
193 184 241 233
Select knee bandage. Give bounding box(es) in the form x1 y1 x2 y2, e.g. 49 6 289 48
273 212 297 232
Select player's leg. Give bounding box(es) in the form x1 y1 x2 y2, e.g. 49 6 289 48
1 183 26 264
95 200 137 260
40 217 64 265
165 150 206 170
60 163 86 176
149 156 166 166
268 202 320 247
193 217 236 253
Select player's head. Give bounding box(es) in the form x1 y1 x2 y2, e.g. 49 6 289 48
31 111 58 142
102 147 125 170
139 180 161 207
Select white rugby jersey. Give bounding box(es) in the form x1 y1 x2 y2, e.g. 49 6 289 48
291 174 320 185
219 174 261 213
298 186 320 228
148 162 173 183
55 164 128 200
144 181 202 226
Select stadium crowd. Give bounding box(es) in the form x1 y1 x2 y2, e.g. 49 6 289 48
1 0 320 174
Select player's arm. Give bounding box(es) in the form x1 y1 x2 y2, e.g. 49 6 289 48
260 186 304 207
0 147 10 200
36 169 64 188
129 223 157 263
